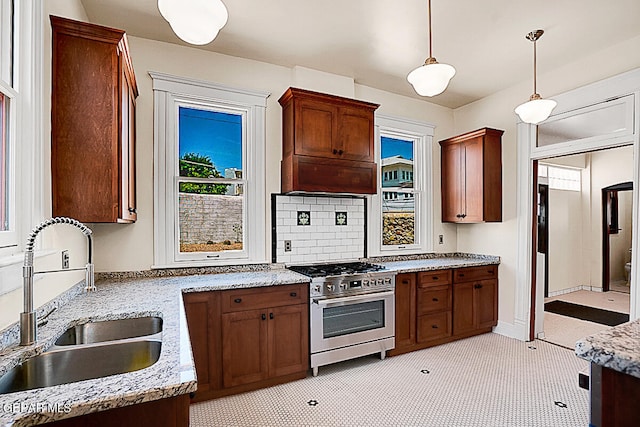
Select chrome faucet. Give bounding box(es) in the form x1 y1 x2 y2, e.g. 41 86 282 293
20 217 95 346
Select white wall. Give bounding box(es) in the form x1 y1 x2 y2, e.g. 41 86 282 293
453 34 640 330
547 188 585 294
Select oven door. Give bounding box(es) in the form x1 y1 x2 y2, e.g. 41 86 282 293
310 290 395 354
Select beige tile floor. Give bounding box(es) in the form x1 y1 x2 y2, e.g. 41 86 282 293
541 290 630 349
190 333 589 427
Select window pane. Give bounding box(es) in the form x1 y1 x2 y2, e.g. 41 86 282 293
547 165 581 192
0 93 7 231
381 137 413 188
537 99 629 147
178 107 242 179
178 107 244 253
382 191 414 246
179 183 244 253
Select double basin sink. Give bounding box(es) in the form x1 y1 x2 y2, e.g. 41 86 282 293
0 316 163 395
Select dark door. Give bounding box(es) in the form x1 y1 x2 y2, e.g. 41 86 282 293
538 184 549 298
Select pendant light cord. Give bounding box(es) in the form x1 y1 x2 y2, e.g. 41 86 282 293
532 38 537 95
428 0 433 58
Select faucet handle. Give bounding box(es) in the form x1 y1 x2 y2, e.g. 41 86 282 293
84 263 96 292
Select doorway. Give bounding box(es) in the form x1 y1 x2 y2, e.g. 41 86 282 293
535 148 632 349
602 182 633 293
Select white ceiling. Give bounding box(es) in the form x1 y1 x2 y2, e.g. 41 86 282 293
79 0 640 109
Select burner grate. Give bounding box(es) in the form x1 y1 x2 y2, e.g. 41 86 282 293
287 262 385 277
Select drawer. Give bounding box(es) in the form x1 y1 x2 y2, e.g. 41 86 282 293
221 284 308 313
417 285 451 315
418 269 452 287
454 265 497 283
417 312 452 343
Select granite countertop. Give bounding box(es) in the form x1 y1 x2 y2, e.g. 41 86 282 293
0 268 307 427
575 319 640 379
377 255 500 273
0 254 499 426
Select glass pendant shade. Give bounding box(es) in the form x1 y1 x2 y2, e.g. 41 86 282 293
515 97 557 125
407 60 456 97
158 0 228 45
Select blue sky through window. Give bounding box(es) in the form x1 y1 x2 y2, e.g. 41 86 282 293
381 136 413 160
179 107 242 173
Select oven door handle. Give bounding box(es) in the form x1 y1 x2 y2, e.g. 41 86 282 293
313 290 394 307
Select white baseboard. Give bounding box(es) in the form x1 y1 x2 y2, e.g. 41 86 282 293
493 320 527 341
548 285 602 297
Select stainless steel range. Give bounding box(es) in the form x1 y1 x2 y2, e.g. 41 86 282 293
287 262 396 376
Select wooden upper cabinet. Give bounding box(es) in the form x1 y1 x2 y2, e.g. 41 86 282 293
440 128 503 223
51 16 138 223
279 87 379 194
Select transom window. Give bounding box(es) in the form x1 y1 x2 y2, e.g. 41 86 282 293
539 163 581 192
151 72 268 267
369 115 434 255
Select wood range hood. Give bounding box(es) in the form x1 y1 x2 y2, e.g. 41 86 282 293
279 87 379 195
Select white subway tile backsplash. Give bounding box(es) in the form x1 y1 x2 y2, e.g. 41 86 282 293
274 194 366 264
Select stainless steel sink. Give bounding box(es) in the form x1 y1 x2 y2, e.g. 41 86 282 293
54 316 163 346
0 340 161 395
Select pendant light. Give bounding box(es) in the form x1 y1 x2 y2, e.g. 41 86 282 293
515 30 557 124
407 0 455 97
158 0 228 45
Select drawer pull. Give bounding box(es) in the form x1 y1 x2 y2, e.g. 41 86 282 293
432 276 439 280
270 312 274 320
432 298 439 302
432 325 438 329
234 298 242 303
290 292 297 297
459 273 465 278
261 313 266 320
474 284 483 289
402 280 409 285
488 269 494 274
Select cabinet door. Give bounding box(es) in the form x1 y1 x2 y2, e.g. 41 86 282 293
394 273 417 349
452 282 475 335
182 292 220 395
119 59 137 222
294 98 337 158
440 142 463 222
336 106 374 161
221 309 269 388
474 279 497 329
462 137 484 222
268 304 309 377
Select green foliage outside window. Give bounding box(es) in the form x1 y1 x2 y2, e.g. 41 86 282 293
179 152 229 195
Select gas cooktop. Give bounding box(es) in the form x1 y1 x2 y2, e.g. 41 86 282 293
287 262 385 278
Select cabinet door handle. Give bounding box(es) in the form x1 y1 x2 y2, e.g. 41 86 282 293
261 313 266 320
290 292 297 297
474 284 483 289
456 214 462 218
128 207 136 214
432 298 439 302
338 149 343 155
432 325 438 329
269 312 274 320
432 276 439 280
332 149 338 154
461 214 467 218
487 269 494 274
234 298 242 303
402 280 409 285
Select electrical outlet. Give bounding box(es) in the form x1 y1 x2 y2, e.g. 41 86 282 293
284 240 292 252
438 235 444 245
62 250 70 269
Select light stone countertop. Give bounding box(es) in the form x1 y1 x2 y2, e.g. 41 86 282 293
575 319 640 379
0 254 499 426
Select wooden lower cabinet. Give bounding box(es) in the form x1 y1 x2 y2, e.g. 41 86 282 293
389 265 498 357
183 284 309 402
45 395 189 427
